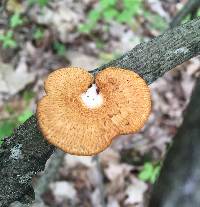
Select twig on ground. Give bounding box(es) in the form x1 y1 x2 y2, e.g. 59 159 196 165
170 0 200 28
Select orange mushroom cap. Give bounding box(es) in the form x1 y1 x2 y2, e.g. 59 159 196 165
37 67 151 155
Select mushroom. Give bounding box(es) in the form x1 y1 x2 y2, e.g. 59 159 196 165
37 67 151 156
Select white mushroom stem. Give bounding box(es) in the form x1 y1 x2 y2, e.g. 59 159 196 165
81 84 103 109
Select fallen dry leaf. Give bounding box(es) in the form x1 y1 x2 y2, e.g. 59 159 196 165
64 154 95 168
67 50 102 71
30 0 84 43
50 181 77 203
107 196 120 207
100 148 120 166
0 58 35 96
124 177 148 205
91 188 102 207
104 163 133 181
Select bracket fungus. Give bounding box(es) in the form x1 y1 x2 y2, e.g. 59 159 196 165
37 67 151 156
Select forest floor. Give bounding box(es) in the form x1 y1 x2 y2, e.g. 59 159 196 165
0 0 200 207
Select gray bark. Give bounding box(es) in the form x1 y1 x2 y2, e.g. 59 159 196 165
0 116 54 207
0 17 200 206
148 78 200 207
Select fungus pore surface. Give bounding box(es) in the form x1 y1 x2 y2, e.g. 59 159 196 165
37 67 151 155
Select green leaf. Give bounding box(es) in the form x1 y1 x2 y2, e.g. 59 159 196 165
33 28 45 40
10 12 24 28
95 39 104 49
123 0 133 8
100 0 117 8
182 14 191 24
139 162 161 184
150 165 161 183
17 109 33 124
88 9 101 23
0 120 16 144
78 23 93 34
28 0 49 7
53 42 66 56
123 0 141 9
116 10 133 23
138 162 154 181
0 31 17 49
23 90 35 105
7 31 14 38
151 16 167 31
143 11 167 31
38 0 49 7
103 8 118 21
3 39 17 48
0 34 4 41
122 0 142 17
197 9 200 16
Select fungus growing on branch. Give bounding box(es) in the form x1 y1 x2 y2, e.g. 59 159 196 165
37 67 151 155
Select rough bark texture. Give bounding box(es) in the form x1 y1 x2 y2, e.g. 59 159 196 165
0 17 200 206
148 78 200 207
0 117 54 207
170 0 200 28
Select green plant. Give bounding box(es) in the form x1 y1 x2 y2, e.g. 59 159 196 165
17 109 33 124
0 108 33 145
198 9 200 16
138 162 160 184
79 0 142 34
10 12 24 28
117 0 141 23
28 0 50 8
100 0 117 8
0 31 17 49
79 9 101 34
0 120 16 144
143 11 167 31
95 39 104 49
33 28 45 40
100 0 118 21
23 90 36 105
53 41 66 56
182 9 200 25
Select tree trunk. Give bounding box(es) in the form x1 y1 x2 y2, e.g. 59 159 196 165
149 78 200 207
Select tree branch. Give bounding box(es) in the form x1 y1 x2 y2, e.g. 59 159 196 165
170 0 200 28
148 77 200 207
0 17 200 207
0 116 54 207
91 17 200 84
